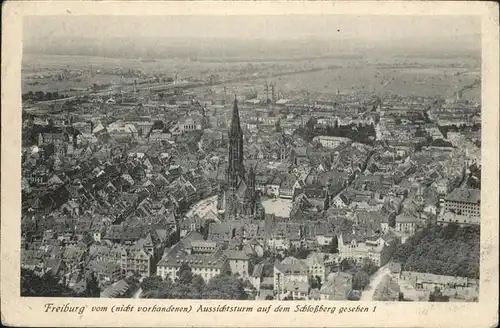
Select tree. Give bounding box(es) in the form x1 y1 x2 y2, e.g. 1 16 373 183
142 289 170 299
220 261 232 276
141 276 174 298
352 271 370 290
84 272 101 297
288 246 311 259
262 263 274 277
81 232 94 246
188 275 206 299
310 275 322 289
361 258 378 276
429 286 449 302
248 254 262 276
398 292 405 301
140 275 166 291
176 263 193 285
169 281 191 299
322 237 338 254
275 118 281 132
393 225 479 279
389 215 396 228
440 223 459 239
34 91 45 101
340 258 354 272
21 268 76 297
202 274 249 300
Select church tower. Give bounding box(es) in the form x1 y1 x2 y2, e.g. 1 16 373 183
219 96 259 220
226 96 245 192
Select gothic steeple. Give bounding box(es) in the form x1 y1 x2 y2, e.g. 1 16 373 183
230 95 242 138
227 96 245 192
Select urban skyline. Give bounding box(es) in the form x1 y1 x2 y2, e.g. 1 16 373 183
20 14 481 302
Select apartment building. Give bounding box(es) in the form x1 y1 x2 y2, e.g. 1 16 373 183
443 188 480 218
157 236 228 283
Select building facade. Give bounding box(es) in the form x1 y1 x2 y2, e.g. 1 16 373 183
443 188 480 218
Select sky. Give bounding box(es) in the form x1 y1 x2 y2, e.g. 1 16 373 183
24 15 481 42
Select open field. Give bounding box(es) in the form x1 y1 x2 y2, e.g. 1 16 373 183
271 67 481 98
22 53 480 99
225 66 480 99
22 54 192 72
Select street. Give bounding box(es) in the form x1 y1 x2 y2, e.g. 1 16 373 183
359 265 391 301
132 287 142 299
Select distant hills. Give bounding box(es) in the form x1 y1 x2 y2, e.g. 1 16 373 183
23 35 481 61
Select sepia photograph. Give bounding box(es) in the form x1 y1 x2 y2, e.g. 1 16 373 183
2 1 499 327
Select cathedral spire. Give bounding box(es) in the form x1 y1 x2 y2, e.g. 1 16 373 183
230 95 241 137
220 96 259 220
227 95 245 193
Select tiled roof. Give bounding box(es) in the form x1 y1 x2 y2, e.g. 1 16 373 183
445 188 480 204
225 250 249 261
275 257 308 275
396 214 419 223
157 242 226 269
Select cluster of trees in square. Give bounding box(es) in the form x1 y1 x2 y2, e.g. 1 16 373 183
140 263 253 300
392 224 480 279
323 123 376 146
294 118 376 145
339 257 379 291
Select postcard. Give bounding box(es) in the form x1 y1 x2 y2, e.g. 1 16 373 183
1 1 499 327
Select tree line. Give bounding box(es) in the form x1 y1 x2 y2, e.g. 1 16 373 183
21 268 100 297
22 91 70 102
140 263 253 300
392 224 480 279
